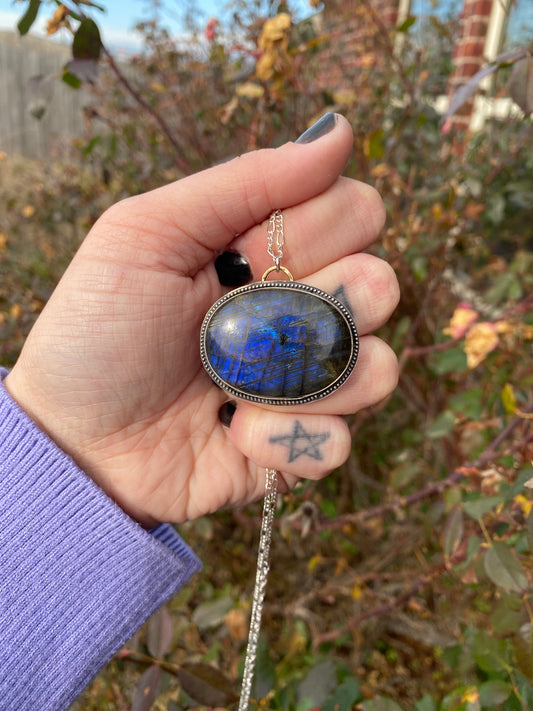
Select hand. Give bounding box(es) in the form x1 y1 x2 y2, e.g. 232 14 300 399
4 115 399 527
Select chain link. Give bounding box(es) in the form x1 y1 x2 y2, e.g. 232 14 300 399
267 209 285 270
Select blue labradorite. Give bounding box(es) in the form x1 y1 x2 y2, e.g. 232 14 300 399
200 281 358 405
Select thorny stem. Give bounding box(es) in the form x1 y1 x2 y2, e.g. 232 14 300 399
101 46 192 175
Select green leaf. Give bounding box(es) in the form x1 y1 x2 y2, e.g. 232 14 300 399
17 0 41 35
426 410 455 439
253 636 276 699
73 18 102 61
449 388 484 420
323 678 362 711
484 540 528 594
62 71 82 89
297 660 337 707
191 595 233 630
414 695 436 711
429 347 467 375
463 496 502 521
363 697 404 711
478 680 512 706
513 623 533 681
396 15 416 33
472 629 509 674
490 599 522 635
177 663 238 706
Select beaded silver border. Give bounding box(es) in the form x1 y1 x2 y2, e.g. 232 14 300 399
200 280 359 406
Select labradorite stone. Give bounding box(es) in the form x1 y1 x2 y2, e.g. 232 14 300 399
201 283 357 403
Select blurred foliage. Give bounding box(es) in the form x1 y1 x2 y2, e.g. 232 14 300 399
2 0 533 709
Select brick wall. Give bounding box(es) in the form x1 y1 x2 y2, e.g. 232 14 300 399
448 0 494 128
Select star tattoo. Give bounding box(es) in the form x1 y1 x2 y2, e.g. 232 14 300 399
269 420 330 463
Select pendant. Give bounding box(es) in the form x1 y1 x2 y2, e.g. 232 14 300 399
200 279 359 405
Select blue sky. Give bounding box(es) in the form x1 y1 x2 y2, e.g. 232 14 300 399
0 0 315 51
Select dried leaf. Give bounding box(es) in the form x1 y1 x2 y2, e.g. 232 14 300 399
46 4 69 36
442 507 464 559
131 665 161 711
508 55 533 115
464 322 499 368
177 662 238 706
443 303 479 339
236 82 265 99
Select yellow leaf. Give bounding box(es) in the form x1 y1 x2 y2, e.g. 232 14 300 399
22 205 35 218
46 4 69 36
10 304 22 320
464 322 499 369
150 82 166 93
332 89 357 105
256 52 276 82
514 495 533 517
443 302 479 339
307 554 325 573
0 232 7 251
501 384 517 414
461 687 479 703
351 584 363 600
258 13 291 51
371 163 390 179
236 82 265 99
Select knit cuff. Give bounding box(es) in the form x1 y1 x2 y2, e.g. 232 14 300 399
0 369 201 710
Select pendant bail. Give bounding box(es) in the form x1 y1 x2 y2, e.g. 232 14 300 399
261 264 294 282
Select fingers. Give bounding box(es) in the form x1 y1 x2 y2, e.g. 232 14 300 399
225 403 351 478
94 114 355 273
227 177 385 280
302 252 400 335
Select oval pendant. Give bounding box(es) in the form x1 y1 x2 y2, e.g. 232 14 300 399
200 281 359 405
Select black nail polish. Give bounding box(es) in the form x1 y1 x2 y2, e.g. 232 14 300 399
215 251 252 287
295 112 337 144
218 401 236 428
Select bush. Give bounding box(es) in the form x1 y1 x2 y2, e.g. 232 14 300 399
2 1 533 709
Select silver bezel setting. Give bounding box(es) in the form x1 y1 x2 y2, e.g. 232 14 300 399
200 280 359 406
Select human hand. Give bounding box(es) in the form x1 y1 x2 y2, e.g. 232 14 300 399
4 114 399 527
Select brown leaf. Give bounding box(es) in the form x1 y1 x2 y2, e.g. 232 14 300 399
177 662 238 706
131 665 161 711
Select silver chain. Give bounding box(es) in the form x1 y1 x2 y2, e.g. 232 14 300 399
238 468 278 710
238 210 284 709
267 209 284 271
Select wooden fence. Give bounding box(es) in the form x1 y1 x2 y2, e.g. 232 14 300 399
0 31 88 159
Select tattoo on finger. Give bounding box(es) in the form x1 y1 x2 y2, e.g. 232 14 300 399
269 420 330 463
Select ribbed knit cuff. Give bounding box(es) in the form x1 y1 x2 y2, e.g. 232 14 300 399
0 369 201 710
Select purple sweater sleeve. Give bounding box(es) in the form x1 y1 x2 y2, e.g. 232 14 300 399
0 369 201 710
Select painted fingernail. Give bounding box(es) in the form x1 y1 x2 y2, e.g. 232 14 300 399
215 251 253 287
218 401 236 428
295 112 338 144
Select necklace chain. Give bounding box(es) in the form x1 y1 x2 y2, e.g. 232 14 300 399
267 209 284 270
238 468 278 710
238 210 283 709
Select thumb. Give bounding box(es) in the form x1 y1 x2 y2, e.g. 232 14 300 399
103 113 353 271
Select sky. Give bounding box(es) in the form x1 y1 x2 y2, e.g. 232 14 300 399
0 0 315 52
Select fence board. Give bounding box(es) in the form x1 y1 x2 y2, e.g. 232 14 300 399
0 31 88 159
